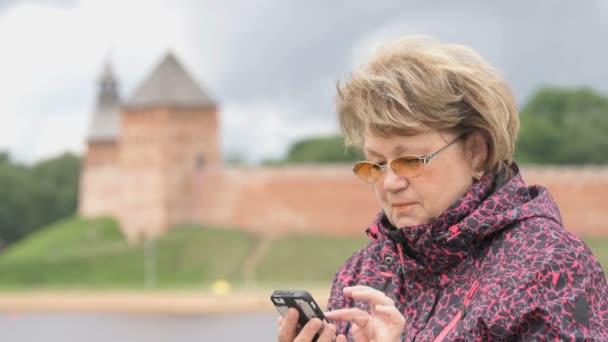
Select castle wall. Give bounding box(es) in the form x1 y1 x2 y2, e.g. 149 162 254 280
80 142 608 239
164 107 220 228
117 108 170 241
79 142 122 218
78 163 122 218
192 165 608 237
521 166 608 236
84 141 118 167
193 165 379 235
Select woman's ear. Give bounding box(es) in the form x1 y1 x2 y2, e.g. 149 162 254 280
464 132 488 172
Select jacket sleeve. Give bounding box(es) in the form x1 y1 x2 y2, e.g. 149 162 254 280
484 244 608 341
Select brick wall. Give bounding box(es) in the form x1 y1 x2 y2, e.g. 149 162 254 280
521 166 608 237
164 107 220 228
193 165 379 236
79 142 121 218
80 117 608 240
84 141 118 167
78 163 122 218
118 108 169 240
191 165 608 237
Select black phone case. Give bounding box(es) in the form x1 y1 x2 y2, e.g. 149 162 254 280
271 290 327 341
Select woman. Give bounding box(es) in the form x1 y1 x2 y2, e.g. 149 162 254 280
278 36 608 341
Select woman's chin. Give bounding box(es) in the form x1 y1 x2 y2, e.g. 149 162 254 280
391 215 424 228
392 213 430 228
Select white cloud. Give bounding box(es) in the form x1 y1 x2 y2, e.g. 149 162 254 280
0 0 337 164
349 10 506 69
221 100 338 164
3 0 607 165
28 108 89 160
0 0 197 163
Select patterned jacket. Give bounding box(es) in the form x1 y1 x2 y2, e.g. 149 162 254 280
328 165 608 341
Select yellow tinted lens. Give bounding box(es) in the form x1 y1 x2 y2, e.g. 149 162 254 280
391 157 423 177
353 162 382 183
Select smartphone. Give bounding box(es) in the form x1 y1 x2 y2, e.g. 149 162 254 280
271 290 328 341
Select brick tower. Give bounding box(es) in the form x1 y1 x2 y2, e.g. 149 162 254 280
79 62 122 217
119 52 219 241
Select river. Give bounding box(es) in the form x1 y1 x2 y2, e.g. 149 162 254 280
0 311 279 341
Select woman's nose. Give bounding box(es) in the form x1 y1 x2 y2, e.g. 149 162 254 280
381 166 409 192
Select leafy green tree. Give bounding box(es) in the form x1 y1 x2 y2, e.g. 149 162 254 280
0 152 9 164
285 135 363 163
30 153 81 226
0 158 33 245
0 152 80 248
516 87 608 164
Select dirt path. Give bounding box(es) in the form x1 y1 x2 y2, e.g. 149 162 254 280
240 235 276 285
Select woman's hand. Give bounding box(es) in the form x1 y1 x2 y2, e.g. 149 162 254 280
324 285 405 342
277 307 337 342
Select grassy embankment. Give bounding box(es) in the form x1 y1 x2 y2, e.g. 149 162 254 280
0 217 606 290
0 217 367 290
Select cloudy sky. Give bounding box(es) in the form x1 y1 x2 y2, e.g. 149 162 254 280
1 0 607 164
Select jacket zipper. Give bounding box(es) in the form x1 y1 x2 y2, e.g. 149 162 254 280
413 287 444 342
432 280 480 342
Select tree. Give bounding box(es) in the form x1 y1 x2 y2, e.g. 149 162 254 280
0 152 81 248
0 159 33 245
30 152 81 226
0 151 9 164
285 135 363 164
516 87 608 164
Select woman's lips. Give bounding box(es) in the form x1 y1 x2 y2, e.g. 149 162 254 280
392 202 415 211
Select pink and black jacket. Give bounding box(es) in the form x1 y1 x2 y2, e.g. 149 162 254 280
328 165 608 341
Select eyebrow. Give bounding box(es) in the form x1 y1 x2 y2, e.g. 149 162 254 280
392 145 411 156
363 145 413 159
363 148 381 159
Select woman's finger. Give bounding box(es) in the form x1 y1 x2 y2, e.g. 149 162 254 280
343 285 395 306
315 323 336 342
335 334 348 342
374 304 406 325
278 308 299 342
293 318 324 342
324 308 370 328
277 316 283 327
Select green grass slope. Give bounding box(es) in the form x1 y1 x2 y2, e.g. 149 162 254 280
0 217 258 289
0 216 605 290
256 235 367 286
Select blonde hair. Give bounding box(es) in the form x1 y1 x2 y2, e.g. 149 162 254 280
336 36 520 176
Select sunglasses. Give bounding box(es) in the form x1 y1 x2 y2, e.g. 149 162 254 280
352 135 464 184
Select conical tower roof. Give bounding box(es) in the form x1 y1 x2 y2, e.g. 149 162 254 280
125 52 215 109
87 62 121 142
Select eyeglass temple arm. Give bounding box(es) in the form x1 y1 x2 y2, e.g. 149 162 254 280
421 136 462 164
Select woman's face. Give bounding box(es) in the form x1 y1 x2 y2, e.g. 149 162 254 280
363 130 482 228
